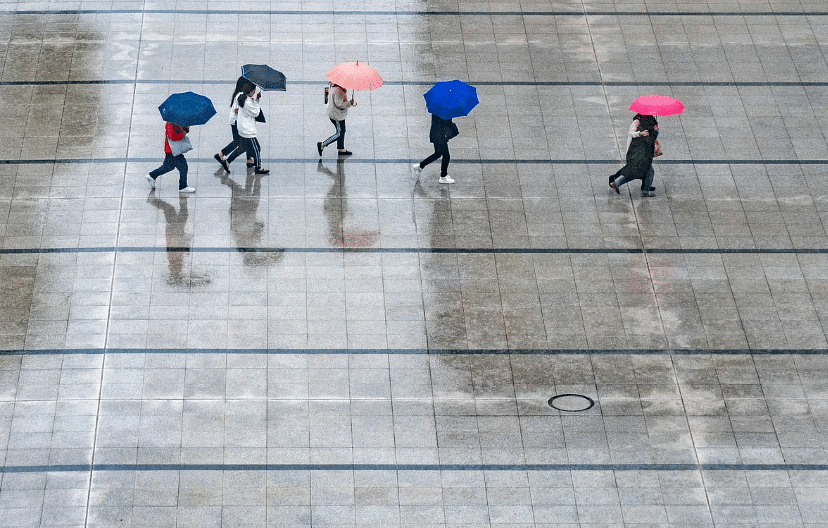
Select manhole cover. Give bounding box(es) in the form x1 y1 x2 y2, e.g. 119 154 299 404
548 394 595 412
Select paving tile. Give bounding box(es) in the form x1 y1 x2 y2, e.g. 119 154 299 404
3 0 828 525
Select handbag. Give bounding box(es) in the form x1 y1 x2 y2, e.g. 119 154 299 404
168 136 192 157
653 139 663 157
445 121 459 140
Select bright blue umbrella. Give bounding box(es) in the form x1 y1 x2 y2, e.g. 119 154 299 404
158 92 216 127
423 80 478 120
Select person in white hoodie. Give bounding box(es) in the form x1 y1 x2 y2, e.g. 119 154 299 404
214 77 254 173
236 85 269 174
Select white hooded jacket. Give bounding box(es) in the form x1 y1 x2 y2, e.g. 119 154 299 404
237 89 261 138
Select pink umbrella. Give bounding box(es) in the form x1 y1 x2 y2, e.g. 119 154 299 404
326 61 384 91
629 95 684 116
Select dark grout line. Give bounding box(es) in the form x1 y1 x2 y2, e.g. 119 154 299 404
2 158 827 165
1 9 827 16
2 80 828 87
2 248 828 256
0 246 828 255
2 463 827 473
1 348 825 356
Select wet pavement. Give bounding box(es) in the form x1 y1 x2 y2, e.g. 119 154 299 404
1 1 828 526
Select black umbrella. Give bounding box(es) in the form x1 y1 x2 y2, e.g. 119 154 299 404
241 64 287 91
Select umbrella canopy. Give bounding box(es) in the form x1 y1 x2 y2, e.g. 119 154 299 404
424 80 479 120
326 61 383 91
241 64 287 91
158 92 216 127
629 95 684 116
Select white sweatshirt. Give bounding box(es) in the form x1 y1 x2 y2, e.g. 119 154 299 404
237 89 262 138
228 92 241 125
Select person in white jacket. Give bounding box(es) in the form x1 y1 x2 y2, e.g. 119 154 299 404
236 85 269 174
317 83 356 157
214 77 255 173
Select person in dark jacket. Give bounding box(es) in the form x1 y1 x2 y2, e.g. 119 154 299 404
609 115 658 197
412 114 459 184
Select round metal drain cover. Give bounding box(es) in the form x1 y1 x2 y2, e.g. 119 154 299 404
548 394 595 412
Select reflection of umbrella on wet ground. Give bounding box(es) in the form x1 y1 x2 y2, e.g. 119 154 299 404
629 95 684 116
326 61 383 91
241 64 287 91
424 80 479 120
158 91 216 126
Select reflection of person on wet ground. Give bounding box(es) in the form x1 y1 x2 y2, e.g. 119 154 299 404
317 159 346 247
218 171 281 266
318 159 378 248
147 195 190 283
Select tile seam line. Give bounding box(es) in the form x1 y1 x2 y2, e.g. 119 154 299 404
2 463 827 472
2 248 828 255
2 9 827 16
1 348 826 355
3 81 828 87
2 158 827 165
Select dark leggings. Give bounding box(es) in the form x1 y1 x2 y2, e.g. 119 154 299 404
150 153 188 189
420 141 450 177
220 124 246 163
323 119 345 150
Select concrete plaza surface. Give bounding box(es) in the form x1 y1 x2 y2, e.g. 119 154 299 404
1 0 828 526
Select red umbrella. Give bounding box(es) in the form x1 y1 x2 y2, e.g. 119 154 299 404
326 61 383 91
629 95 684 116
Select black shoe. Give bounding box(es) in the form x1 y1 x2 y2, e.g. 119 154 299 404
641 191 656 197
641 186 655 191
214 153 230 173
317 142 323 156
254 168 270 174
338 150 352 157
247 160 255 167
610 181 620 194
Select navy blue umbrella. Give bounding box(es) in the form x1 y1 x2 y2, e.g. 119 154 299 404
241 64 287 91
424 80 479 120
157 92 216 127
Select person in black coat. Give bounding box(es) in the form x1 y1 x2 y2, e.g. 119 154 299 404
412 114 459 184
609 115 658 197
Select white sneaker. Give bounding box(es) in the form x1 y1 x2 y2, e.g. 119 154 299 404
146 174 155 189
179 186 196 193
411 163 422 179
438 175 455 184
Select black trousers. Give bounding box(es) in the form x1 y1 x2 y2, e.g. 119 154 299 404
419 141 450 177
220 124 246 163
